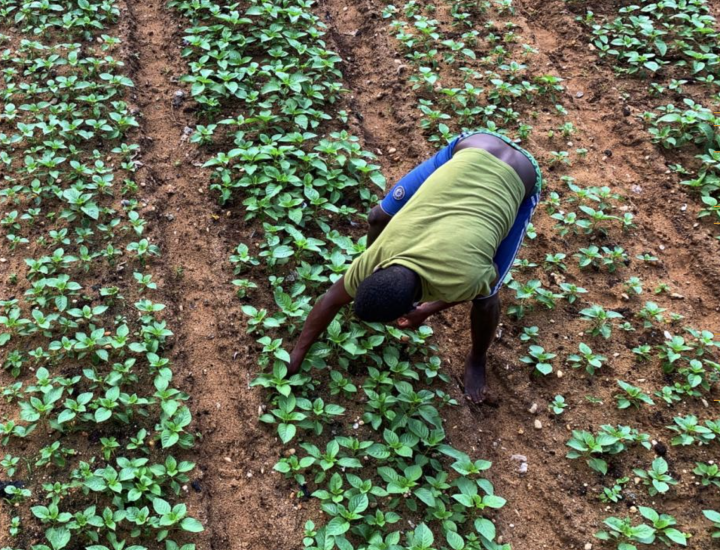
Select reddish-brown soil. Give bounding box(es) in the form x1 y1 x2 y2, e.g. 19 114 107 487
2 0 719 549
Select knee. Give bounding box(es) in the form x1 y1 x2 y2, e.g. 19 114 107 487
368 205 391 228
473 293 500 312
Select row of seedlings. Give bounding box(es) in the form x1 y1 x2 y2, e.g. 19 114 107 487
0 1 201 549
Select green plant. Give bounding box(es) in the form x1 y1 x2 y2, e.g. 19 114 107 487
704 510 720 538
520 345 556 375
549 395 566 415
693 462 720 488
568 342 607 375
633 457 677 496
598 477 629 504
667 415 716 446
580 304 623 339
615 381 654 409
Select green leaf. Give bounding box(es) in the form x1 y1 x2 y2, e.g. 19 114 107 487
588 458 608 475
413 523 434 548
662 528 687 545
348 494 368 514
325 517 350 536
413 487 436 507
278 423 296 444
153 498 171 515
271 246 294 259
46 527 71 550
180 517 204 533
446 531 465 550
95 408 112 423
475 517 496 540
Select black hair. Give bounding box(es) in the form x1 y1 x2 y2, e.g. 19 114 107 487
354 265 420 323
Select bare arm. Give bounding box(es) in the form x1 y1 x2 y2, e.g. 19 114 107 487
367 205 392 246
397 263 501 329
288 276 353 374
397 300 463 329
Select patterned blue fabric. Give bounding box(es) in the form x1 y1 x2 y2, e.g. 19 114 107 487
377 130 542 301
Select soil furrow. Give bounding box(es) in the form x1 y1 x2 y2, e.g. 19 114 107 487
121 1 310 547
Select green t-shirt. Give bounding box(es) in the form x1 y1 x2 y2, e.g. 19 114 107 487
344 148 525 303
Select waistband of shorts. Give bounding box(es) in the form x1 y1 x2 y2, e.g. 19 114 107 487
457 129 542 194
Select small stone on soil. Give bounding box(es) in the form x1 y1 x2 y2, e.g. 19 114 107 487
534 419 542 430
528 403 538 414
172 90 185 108
511 454 527 462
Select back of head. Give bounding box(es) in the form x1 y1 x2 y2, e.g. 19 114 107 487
354 265 419 323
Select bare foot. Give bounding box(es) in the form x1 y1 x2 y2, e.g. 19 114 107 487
464 353 489 404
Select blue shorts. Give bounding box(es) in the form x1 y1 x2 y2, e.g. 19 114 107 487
379 129 542 301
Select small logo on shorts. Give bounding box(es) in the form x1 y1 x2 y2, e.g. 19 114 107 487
393 186 406 200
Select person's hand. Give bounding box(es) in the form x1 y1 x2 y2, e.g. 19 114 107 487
397 304 431 330
288 348 304 376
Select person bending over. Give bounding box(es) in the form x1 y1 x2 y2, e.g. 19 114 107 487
288 129 543 404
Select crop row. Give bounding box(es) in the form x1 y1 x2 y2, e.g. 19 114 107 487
582 0 720 231
0 1 201 549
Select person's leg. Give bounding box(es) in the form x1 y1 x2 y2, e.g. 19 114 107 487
464 293 500 404
463 187 540 404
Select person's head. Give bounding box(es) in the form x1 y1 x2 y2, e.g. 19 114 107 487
354 265 420 323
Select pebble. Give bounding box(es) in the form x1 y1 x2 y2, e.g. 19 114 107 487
223 457 232 463
0 258 6 263
534 419 543 430
172 90 185 107
576 91 584 98
528 403 538 414
585 544 593 550
670 293 685 300
630 506 638 513
511 454 528 462
621 293 630 301
518 462 528 474
556 370 564 378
